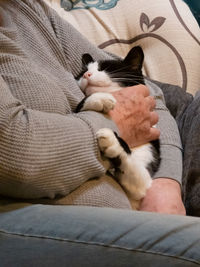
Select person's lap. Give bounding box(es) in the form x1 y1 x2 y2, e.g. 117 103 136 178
0 204 200 266
0 175 131 210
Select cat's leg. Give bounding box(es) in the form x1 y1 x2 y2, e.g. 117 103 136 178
97 128 144 209
97 128 153 209
97 128 126 159
118 160 153 210
76 92 116 113
118 145 154 202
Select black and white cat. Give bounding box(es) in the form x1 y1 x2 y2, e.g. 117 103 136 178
76 46 160 209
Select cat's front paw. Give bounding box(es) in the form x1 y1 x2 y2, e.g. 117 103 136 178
97 128 123 158
82 92 116 113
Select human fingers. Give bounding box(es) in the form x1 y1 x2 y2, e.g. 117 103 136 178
149 127 160 141
150 111 159 127
146 95 156 111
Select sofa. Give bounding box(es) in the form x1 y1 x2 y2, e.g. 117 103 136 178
1 1 200 266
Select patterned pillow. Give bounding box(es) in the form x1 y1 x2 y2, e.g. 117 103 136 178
60 0 119 10
45 0 200 95
183 0 200 26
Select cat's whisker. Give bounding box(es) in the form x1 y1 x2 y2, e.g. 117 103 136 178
110 72 143 77
111 78 144 86
100 62 137 74
111 77 144 83
111 75 144 79
107 67 128 74
105 66 132 75
110 73 144 79
112 76 144 79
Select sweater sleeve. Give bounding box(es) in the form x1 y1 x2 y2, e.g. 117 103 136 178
0 76 118 199
145 80 183 184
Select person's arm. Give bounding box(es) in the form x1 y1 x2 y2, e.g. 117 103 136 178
0 76 118 199
140 178 186 215
0 2 159 201
141 80 185 215
0 76 158 201
109 78 184 214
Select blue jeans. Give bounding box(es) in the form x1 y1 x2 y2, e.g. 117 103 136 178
0 204 200 266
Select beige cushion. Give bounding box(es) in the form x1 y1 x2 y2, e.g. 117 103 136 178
45 0 200 95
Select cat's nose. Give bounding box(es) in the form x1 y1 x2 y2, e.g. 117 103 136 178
83 72 92 79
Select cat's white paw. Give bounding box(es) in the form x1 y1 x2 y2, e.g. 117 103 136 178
97 128 123 158
83 92 116 113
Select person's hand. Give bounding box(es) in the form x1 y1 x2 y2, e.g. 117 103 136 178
109 85 160 147
139 178 186 215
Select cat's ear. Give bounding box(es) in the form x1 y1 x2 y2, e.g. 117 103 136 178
82 53 94 66
124 46 144 70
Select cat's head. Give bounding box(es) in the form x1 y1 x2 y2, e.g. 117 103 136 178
78 46 144 96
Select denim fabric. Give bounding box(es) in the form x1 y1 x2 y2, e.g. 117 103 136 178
0 205 200 266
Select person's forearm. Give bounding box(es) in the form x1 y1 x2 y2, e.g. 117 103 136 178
0 78 117 199
139 178 186 215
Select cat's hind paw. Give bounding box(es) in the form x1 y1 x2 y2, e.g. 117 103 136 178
82 92 116 113
97 128 123 158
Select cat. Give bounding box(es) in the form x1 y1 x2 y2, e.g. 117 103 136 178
75 46 161 209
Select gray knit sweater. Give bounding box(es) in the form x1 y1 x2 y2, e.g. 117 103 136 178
0 0 182 208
